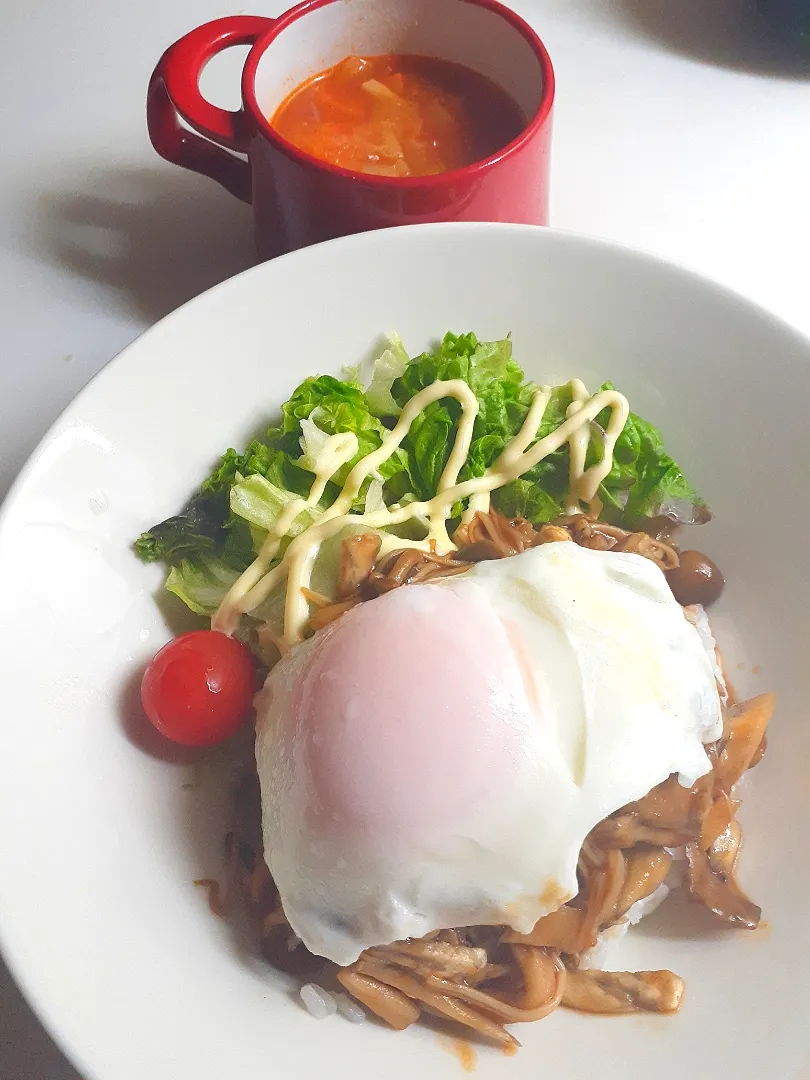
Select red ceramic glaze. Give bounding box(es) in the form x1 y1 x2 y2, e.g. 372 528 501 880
147 0 555 259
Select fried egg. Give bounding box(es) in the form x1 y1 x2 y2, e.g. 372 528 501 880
254 541 723 966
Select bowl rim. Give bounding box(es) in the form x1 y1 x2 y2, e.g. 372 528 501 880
3 221 809 536
2 219 810 1080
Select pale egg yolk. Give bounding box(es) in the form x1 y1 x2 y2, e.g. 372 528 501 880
294 583 535 839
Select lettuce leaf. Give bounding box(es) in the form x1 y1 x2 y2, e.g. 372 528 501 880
270 374 410 492
164 557 241 616
134 490 254 570
364 332 410 417
136 332 707 622
134 434 316 570
135 376 407 573
134 495 223 564
385 332 538 502
491 479 562 523
595 382 708 525
229 473 322 536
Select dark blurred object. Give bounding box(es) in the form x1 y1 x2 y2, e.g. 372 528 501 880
619 0 810 78
758 0 810 44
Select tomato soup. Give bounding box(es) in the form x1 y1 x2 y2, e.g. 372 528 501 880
270 55 527 178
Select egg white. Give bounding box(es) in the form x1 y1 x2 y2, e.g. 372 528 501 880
255 542 722 966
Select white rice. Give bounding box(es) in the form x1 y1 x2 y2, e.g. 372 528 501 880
300 983 367 1024
334 992 367 1024
686 602 728 704
300 982 338 1019
577 920 628 971
578 882 671 970
626 882 670 925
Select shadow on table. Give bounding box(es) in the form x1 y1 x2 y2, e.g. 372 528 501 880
0 956 77 1080
614 0 810 78
35 164 256 325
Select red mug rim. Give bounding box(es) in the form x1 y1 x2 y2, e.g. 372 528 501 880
240 0 555 189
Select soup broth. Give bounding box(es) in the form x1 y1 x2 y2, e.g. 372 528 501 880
270 54 527 178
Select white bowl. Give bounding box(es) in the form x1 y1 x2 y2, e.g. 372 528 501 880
1 222 808 1080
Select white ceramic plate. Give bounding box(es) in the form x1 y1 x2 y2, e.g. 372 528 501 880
1 223 808 1080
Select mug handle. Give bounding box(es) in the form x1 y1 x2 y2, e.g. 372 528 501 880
147 16 275 204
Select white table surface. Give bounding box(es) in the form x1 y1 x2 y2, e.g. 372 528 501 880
1 0 809 1076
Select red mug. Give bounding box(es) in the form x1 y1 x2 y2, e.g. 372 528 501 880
147 0 555 259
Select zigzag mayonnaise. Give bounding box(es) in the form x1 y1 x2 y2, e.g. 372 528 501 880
213 379 629 649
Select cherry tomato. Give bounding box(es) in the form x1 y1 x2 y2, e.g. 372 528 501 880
141 631 257 746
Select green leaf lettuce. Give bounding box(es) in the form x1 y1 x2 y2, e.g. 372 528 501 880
135 333 707 625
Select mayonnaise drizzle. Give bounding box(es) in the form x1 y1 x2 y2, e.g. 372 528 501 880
212 379 629 648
